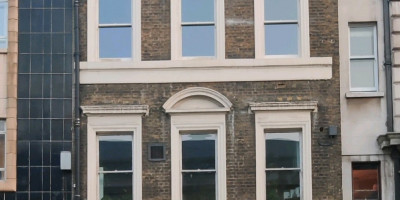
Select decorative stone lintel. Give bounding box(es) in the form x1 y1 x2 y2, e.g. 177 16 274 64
249 101 318 112
81 105 149 116
377 132 400 150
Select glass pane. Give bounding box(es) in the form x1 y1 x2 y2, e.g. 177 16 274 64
266 132 300 168
266 170 300 200
183 172 216 200
0 2 7 37
182 0 214 23
352 163 380 200
0 134 4 169
0 120 5 131
99 135 132 171
182 25 215 57
99 173 133 200
0 39 6 49
265 0 298 21
265 24 298 55
350 59 375 89
99 27 132 58
350 26 375 56
99 0 131 24
182 134 215 170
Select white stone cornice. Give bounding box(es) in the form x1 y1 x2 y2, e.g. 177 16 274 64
249 101 318 112
81 105 149 116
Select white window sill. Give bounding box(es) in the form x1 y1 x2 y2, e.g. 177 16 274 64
80 57 332 84
0 49 7 54
345 92 384 98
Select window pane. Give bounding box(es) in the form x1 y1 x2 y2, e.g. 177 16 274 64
0 2 7 37
265 0 298 21
182 172 216 200
0 120 5 131
99 135 132 171
182 134 215 170
0 134 4 169
99 0 131 24
265 24 298 55
99 173 133 200
99 27 132 58
182 0 214 23
266 132 300 168
182 25 215 57
0 39 6 49
352 163 380 200
350 59 375 88
350 26 375 56
266 170 300 200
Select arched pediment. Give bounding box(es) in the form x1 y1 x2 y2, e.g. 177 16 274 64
163 87 232 113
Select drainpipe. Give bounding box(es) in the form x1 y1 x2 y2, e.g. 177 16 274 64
73 0 81 199
383 0 399 199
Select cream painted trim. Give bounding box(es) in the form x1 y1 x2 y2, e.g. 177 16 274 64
81 105 149 116
0 0 17 191
171 0 225 60
86 114 143 200
87 0 141 61
163 87 232 113
254 110 313 200
345 92 384 98
170 113 227 200
249 101 318 112
254 0 310 58
342 155 395 200
80 57 332 84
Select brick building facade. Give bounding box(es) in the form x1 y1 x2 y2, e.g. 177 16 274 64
78 0 342 199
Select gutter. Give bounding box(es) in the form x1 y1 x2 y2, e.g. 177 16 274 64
383 0 400 199
73 0 81 199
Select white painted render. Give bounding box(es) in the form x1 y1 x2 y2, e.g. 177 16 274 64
339 0 387 156
339 0 394 199
391 1 400 132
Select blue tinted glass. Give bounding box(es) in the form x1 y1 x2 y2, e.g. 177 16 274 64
265 0 298 21
0 40 6 49
99 0 131 24
100 27 132 58
265 24 298 55
182 0 214 22
182 25 215 57
0 2 7 37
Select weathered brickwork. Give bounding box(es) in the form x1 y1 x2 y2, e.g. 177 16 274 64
79 0 341 199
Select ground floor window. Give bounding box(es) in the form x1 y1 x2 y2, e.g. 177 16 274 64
181 132 217 200
352 162 380 200
98 133 134 200
265 131 301 200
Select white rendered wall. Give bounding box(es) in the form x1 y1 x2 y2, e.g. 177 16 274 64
339 0 387 156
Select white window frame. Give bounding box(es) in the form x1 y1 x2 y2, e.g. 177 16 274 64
170 113 227 200
171 0 225 60
87 0 141 61
0 0 8 50
250 102 316 200
83 105 148 200
348 24 378 92
254 0 310 58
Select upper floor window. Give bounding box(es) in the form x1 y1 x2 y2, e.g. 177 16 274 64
0 0 7 49
87 0 141 61
171 0 225 59
255 0 310 58
349 24 378 91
